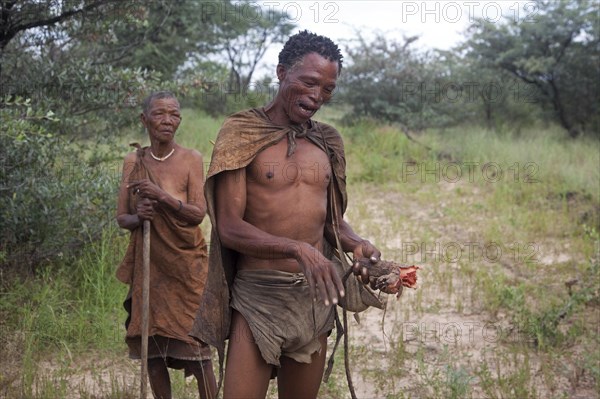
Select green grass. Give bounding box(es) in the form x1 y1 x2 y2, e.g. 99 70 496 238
429 125 599 196
1 107 599 397
177 109 224 157
0 225 129 396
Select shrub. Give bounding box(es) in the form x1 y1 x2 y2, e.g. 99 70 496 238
0 98 120 273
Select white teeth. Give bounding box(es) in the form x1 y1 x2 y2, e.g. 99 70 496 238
299 104 313 114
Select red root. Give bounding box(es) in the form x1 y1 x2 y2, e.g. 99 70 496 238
355 258 420 298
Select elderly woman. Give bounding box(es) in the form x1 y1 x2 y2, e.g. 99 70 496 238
116 91 216 399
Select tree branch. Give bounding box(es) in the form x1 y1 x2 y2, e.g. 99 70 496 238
7 1 117 34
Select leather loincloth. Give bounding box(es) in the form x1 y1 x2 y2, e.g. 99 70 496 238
230 269 335 367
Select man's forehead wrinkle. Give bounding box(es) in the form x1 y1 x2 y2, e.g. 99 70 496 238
289 57 338 77
289 53 326 72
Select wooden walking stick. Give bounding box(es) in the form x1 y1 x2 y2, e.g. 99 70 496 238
141 219 151 399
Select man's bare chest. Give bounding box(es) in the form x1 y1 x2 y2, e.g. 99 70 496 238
246 139 331 188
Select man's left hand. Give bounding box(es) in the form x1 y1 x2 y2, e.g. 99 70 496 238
351 240 381 284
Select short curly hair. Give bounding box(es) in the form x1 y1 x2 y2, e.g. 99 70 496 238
278 30 343 74
142 91 179 115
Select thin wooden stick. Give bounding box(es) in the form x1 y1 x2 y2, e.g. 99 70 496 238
141 220 151 399
343 307 357 399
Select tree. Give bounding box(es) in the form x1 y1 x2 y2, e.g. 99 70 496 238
464 0 600 137
0 0 164 136
0 0 121 55
105 0 221 79
197 0 295 94
436 48 542 131
339 33 457 135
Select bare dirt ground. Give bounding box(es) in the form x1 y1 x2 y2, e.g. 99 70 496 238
332 182 599 399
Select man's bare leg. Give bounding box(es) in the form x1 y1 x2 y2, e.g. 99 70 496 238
277 334 328 399
186 359 217 399
223 310 273 398
148 358 171 399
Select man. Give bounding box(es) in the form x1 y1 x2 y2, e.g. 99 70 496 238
116 91 217 399
190 31 382 398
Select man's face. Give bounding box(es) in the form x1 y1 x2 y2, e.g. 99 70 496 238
277 52 338 125
141 97 181 143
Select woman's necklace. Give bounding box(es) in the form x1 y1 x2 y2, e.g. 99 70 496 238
150 148 175 162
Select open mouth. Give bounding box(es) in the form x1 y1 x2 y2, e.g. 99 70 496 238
298 102 318 117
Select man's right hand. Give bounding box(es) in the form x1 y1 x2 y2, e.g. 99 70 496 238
295 242 345 307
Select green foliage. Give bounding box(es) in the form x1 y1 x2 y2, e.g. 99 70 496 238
477 255 600 351
413 345 475 398
0 100 120 270
464 0 600 137
0 0 293 138
179 66 278 118
339 32 542 134
175 108 225 157
1 1 214 81
107 1 217 79
5 58 165 138
0 1 170 139
338 117 431 184
340 33 456 132
0 226 128 397
197 0 295 92
436 50 543 131
475 351 537 399
0 1 125 50
338 1 599 137
425 124 600 205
